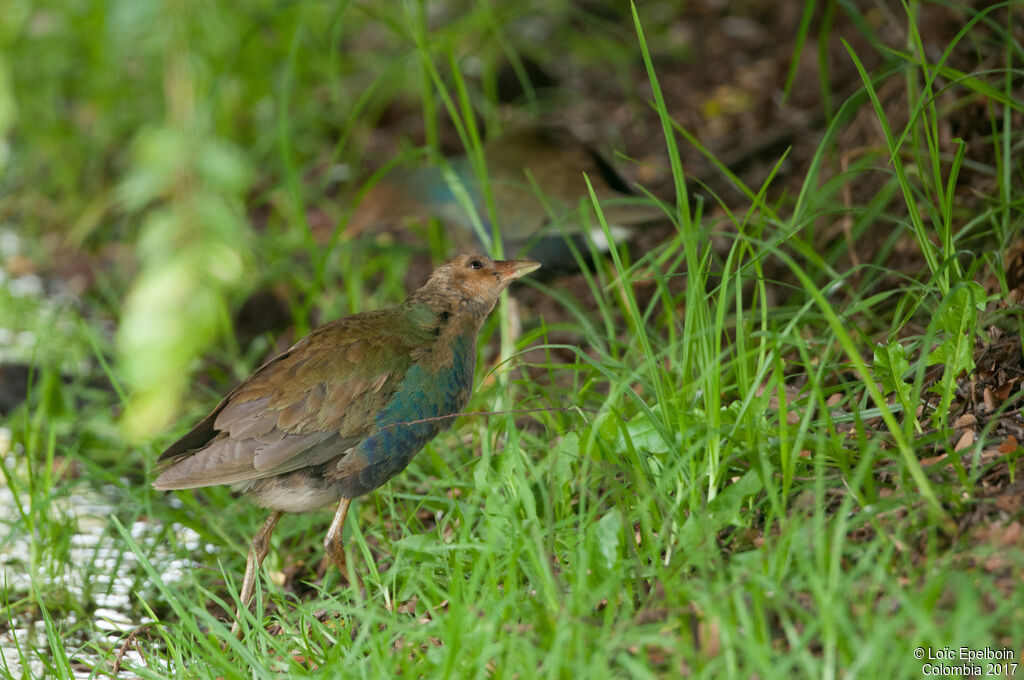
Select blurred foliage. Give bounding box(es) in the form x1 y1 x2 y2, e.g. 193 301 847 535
116 124 251 438
0 1 28 171
2 1 1023 675
1 0 665 436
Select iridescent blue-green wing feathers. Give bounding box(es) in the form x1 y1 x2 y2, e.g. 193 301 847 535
153 310 429 489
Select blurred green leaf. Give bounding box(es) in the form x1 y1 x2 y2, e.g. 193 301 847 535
926 281 987 428
592 508 622 571
873 340 912 418
116 83 252 439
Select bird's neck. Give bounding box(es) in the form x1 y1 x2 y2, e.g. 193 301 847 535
398 298 482 379
401 295 491 340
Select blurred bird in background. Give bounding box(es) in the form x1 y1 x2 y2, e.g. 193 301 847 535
348 125 664 269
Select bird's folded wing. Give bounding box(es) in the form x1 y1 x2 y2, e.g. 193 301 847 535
154 318 422 489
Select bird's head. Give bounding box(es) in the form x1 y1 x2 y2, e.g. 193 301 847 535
408 254 540 325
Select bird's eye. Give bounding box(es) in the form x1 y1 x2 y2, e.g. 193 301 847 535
469 259 483 270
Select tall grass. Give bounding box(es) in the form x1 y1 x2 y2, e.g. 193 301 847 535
1 1 1022 678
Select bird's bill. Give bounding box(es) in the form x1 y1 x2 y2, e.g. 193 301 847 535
494 259 541 280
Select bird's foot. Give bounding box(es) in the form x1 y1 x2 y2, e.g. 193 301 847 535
228 511 283 640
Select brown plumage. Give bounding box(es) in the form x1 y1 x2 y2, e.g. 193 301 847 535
153 254 539 633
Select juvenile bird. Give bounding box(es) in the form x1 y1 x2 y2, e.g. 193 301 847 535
349 125 663 268
153 254 539 629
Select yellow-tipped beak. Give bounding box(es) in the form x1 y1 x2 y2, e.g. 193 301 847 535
495 259 541 281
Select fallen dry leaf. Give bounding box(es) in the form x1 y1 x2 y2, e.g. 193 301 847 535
998 435 1019 454
953 413 977 428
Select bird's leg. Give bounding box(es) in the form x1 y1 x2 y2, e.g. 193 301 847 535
230 510 282 638
323 497 352 576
